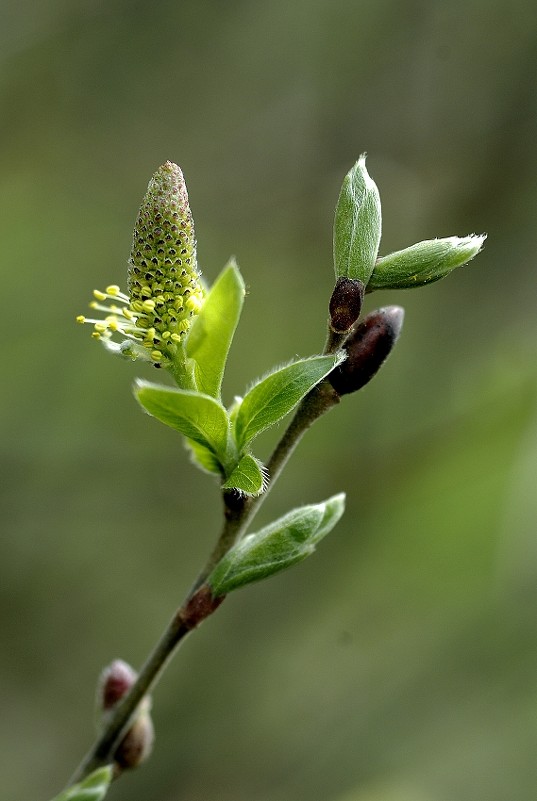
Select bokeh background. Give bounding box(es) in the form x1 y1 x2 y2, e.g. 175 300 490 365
2 1 537 800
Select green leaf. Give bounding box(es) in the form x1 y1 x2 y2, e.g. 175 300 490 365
185 259 245 398
367 234 486 290
49 766 113 801
222 453 267 495
334 154 382 285
208 493 345 595
186 439 224 475
135 380 230 461
234 353 344 449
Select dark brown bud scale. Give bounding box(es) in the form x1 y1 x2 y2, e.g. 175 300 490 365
329 277 365 332
328 306 404 396
180 583 226 630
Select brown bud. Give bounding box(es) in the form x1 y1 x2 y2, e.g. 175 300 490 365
329 277 365 332
114 709 155 771
99 659 137 712
328 306 404 396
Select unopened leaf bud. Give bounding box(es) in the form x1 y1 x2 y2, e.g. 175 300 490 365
329 277 365 332
333 154 382 285
328 306 404 396
368 234 486 291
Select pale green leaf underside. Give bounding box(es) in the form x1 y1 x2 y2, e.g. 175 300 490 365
222 453 266 495
135 380 229 460
234 353 344 449
49 766 113 801
208 493 345 595
186 259 245 398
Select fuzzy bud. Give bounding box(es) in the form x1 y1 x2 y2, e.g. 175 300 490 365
97 659 154 772
99 659 137 712
114 709 155 771
328 306 404 396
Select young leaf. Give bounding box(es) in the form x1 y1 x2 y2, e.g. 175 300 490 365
49 766 113 801
135 380 230 461
186 439 224 475
234 353 345 449
208 493 345 595
186 259 245 398
367 234 486 290
334 154 382 285
222 453 267 496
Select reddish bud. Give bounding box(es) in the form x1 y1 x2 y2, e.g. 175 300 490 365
97 658 155 772
328 306 404 396
99 659 137 711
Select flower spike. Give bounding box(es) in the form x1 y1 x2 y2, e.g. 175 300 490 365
77 162 204 372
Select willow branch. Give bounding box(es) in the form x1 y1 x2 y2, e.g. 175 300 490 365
69 378 339 785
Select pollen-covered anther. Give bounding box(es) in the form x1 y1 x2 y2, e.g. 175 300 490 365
105 285 126 298
106 317 119 332
93 286 130 305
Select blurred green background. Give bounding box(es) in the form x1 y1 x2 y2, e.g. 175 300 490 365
2 1 537 799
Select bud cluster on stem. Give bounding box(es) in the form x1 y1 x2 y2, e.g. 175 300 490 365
97 660 154 775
